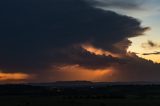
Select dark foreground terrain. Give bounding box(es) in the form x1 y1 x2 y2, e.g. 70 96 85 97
2 96 160 106
1 82 160 106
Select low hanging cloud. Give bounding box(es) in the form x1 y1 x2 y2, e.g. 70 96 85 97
1 0 160 82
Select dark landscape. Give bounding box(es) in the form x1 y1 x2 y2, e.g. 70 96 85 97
1 81 160 106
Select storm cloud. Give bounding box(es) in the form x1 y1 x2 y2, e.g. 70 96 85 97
0 0 159 82
89 0 145 10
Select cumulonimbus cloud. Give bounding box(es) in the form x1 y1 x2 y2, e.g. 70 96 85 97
1 0 160 82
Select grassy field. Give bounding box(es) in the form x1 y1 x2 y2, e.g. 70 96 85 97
1 96 160 106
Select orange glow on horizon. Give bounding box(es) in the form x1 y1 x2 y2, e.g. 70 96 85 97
0 72 30 81
55 65 113 81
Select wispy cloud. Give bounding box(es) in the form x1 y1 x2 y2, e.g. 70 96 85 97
142 51 160 55
142 40 160 49
90 0 160 18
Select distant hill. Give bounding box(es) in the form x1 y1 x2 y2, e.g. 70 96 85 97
25 81 160 88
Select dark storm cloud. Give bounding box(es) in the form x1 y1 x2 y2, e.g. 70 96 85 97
1 0 158 82
109 56 160 82
49 46 128 69
0 0 148 73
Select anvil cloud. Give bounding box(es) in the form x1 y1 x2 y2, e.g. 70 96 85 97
0 0 160 82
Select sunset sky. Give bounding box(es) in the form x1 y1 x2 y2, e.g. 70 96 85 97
1 0 160 83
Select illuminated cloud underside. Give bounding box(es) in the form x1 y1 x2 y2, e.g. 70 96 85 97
0 72 30 81
82 43 121 58
53 65 113 81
